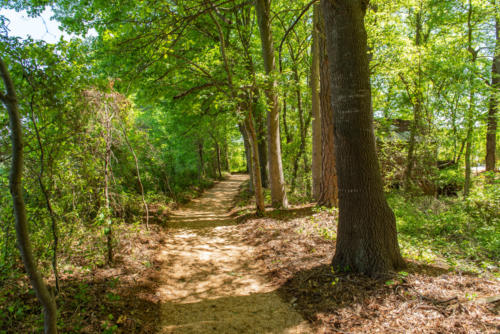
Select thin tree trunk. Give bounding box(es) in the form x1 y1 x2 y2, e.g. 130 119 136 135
121 125 149 230
244 111 265 215
290 64 307 194
255 102 269 188
404 10 423 192
465 0 478 197
255 0 288 208
216 140 222 178
486 1 499 175
198 139 204 180
0 57 58 334
311 4 322 201
240 123 254 192
104 103 113 265
318 9 337 207
29 100 59 293
322 0 405 276
223 138 230 172
282 90 292 144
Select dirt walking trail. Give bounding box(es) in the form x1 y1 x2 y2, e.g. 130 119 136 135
156 174 311 334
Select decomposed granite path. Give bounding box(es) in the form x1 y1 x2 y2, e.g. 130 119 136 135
155 174 312 334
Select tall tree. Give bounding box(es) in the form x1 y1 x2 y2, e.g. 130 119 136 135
255 0 288 208
322 0 405 275
318 7 337 207
464 0 478 197
0 57 58 333
486 0 499 175
311 4 322 201
403 7 424 192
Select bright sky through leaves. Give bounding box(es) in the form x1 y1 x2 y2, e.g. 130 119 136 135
0 8 95 43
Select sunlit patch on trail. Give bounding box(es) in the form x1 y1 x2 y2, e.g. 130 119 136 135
157 174 311 333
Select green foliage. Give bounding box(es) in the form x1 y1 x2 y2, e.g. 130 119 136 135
389 181 499 273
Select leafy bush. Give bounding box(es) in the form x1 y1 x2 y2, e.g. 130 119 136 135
388 182 499 273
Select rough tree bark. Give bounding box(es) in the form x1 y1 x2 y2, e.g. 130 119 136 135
318 9 337 207
322 0 405 276
311 4 322 201
486 0 499 175
0 58 58 333
255 0 288 208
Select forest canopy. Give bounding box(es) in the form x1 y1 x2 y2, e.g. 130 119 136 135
0 0 498 333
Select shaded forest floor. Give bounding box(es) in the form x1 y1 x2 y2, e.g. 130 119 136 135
1 174 499 333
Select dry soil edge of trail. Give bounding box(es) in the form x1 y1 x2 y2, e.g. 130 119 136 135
156 174 313 334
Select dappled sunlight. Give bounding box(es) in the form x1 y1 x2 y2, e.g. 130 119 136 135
156 175 311 333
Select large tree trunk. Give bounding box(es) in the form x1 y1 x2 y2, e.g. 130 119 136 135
0 58 58 333
318 9 337 207
322 0 405 276
311 4 322 201
486 1 499 174
255 0 288 208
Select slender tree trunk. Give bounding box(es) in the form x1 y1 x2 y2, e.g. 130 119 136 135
255 0 288 208
322 0 405 276
103 103 113 265
121 125 149 230
223 138 230 172
244 110 265 215
464 100 474 197
311 4 322 201
404 10 423 192
465 0 477 197
198 139 204 180
238 17 269 189
0 58 58 334
290 64 307 194
255 103 269 188
318 9 337 207
216 140 222 178
282 91 292 144
240 123 254 192
486 2 499 175
29 102 59 293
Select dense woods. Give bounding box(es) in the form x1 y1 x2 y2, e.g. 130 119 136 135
0 0 498 332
